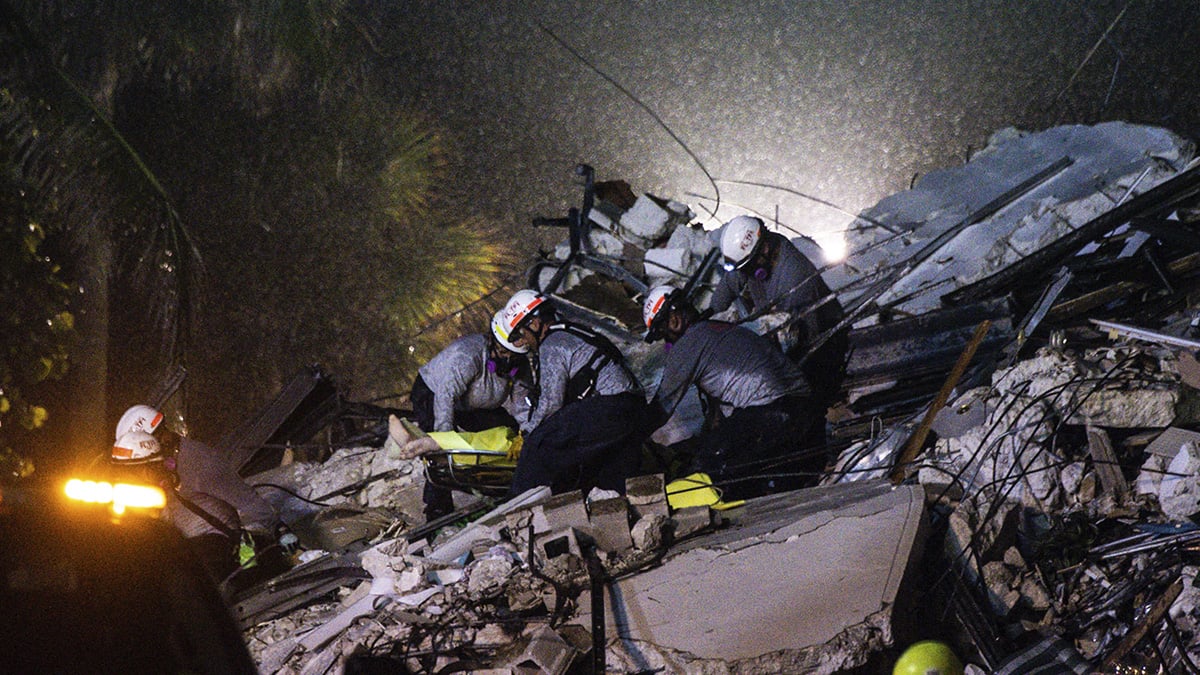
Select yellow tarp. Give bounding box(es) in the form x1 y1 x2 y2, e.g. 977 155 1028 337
427 427 517 466
665 473 744 511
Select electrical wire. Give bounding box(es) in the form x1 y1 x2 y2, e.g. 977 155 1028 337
531 19 721 224
249 482 334 507
712 178 899 234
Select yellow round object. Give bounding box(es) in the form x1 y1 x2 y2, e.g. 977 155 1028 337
893 640 964 675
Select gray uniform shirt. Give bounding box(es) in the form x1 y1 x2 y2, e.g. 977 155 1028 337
709 231 828 341
418 333 515 432
652 321 809 420
522 328 640 433
177 437 279 534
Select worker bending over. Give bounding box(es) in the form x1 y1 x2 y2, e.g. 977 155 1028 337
113 405 296 577
710 215 848 411
411 326 531 435
409 318 532 519
642 285 827 499
493 290 651 496
111 428 245 584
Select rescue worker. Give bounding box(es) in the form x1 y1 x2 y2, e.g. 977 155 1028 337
408 317 532 519
111 429 243 583
114 405 296 570
411 324 531 436
493 289 650 496
642 285 826 499
710 215 848 412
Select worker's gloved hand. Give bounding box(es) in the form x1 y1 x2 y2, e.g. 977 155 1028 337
275 523 299 555
506 433 524 461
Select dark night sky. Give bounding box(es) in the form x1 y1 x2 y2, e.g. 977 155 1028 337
380 0 1199 260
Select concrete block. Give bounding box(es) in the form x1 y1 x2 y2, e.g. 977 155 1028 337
670 506 713 540
580 481 929 668
542 491 589 533
619 194 672 242
587 497 633 553
664 200 694 223
535 527 581 562
501 625 577 675
625 474 670 522
625 474 666 504
644 247 690 284
631 514 667 551
588 228 626 257
555 623 593 655
665 221 715 258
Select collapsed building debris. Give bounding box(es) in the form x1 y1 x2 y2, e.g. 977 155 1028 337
228 121 1200 673
582 481 928 674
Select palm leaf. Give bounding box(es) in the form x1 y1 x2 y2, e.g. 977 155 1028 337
0 0 201 359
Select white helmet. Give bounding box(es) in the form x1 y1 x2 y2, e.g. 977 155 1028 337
642 285 678 330
493 290 547 347
491 309 528 354
112 430 162 464
720 215 765 271
115 405 164 440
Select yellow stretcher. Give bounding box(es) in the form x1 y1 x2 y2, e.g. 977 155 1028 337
420 427 519 498
418 426 744 509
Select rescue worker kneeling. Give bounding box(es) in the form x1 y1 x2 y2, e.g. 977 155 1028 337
642 285 827 500
408 314 533 519
493 290 652 496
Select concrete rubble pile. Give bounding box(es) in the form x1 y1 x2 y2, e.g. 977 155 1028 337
233 121 1200 673
241 454 930 674
241 468 736 674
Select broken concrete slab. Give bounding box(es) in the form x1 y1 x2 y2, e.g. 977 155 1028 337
236 125 1200 673
578 480 927 673
1137 437 1200 521
914 343 1200 510
827 123 1195 322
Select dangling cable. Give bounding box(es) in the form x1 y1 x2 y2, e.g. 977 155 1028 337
532 19 720 222
714 178 899 234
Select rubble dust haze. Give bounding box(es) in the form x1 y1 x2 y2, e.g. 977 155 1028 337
379 0 1200 250
101 0 1200 440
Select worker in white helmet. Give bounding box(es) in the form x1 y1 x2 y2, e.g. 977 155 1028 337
113 404 296 575
642 285 827 498
411 318 531 436
492 290 651 496
111 430 244 584
711 215 847 413
408 314 533 519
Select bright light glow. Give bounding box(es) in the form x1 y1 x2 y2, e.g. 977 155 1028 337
814 232 847 263
65 478 113 504
64 479 166 514
113 483 167 511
